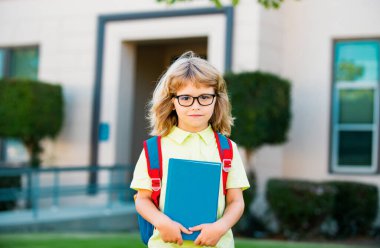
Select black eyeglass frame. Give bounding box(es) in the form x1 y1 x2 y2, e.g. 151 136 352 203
173 94 217 107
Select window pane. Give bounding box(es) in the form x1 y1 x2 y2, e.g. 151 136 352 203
339 89 374 124
10 47 39 79
335 41 379 82
0 49 5 79
338 131 372 166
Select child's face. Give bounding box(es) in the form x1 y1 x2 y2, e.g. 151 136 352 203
172 83 216 133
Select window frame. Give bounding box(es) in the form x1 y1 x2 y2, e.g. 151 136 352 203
330 38 380 174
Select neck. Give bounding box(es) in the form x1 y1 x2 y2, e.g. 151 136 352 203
177 124 209 133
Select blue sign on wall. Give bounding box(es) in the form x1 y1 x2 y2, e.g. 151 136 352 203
99 123 110 142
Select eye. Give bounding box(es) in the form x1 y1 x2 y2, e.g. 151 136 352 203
179 95 191 101
200 94 212 100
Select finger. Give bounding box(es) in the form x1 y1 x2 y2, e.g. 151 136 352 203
177 236 183 246
194 237 203 246
189 224 203 232
179 224 193 234
194 233 204 246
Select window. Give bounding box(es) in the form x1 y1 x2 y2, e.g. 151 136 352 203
0 49 5 78
331 40 379 173
9 47 39 79
0 46 39 164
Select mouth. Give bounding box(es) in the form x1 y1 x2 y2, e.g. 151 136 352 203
189 115 203 117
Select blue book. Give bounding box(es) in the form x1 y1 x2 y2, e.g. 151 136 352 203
164 158 221 241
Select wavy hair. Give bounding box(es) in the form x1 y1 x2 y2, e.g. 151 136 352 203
147 51 234 137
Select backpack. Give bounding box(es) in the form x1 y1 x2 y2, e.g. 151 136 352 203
135 131 233 245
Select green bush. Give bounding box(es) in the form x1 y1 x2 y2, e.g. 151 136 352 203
266 178 335 238
325 181 379 237
225 71 291 151
0 78 64 167
225 71 291 238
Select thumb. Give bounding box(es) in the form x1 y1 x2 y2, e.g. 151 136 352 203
179 224 193 234
176 236 184 246
189 224 203 232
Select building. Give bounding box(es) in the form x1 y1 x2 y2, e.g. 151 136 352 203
0 0 379 227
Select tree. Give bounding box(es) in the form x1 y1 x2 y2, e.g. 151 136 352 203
224 71 291 236
156 0 291 9
0 78 64 167
336 61 364 81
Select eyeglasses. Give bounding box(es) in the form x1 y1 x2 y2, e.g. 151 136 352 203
173 94 216 107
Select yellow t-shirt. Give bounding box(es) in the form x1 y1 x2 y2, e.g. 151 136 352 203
130 125 250 248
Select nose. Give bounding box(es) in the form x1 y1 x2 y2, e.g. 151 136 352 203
191 98 202 109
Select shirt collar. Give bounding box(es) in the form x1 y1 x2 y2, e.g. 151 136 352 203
167 125 214 145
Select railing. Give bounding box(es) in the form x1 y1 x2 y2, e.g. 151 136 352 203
0 165 133 219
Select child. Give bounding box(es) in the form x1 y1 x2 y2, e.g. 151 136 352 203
130 51 250 248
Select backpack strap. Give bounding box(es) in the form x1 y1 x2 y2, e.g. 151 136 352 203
143 136 162 208
214 132 233 195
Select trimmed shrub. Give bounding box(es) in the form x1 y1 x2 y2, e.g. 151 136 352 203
224 71 291 237
325 181 379 237
0 78 64 167
266 178 335 239
224 71 291 151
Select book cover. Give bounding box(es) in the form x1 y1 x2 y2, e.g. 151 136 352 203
164 158 221 241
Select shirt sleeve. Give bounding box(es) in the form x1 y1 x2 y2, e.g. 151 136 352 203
130 149 152 191
226 140 250 191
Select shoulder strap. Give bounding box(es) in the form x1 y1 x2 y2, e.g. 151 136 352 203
143 136 162 208
214 132 233 195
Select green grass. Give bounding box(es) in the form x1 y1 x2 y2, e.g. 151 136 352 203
0 233 144 248
0 233 375 248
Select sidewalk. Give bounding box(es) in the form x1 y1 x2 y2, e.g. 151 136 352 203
0 202 137 232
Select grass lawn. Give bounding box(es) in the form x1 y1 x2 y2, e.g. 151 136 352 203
0 233 376 248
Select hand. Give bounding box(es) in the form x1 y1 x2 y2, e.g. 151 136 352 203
156 216 193 245
190 222 228 247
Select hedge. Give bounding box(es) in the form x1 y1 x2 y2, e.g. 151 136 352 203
266 178 379 239
325 181 379 237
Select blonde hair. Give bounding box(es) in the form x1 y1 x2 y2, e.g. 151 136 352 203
147 51 234 137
